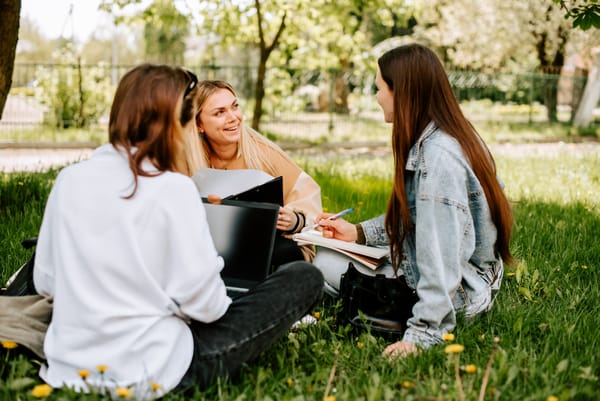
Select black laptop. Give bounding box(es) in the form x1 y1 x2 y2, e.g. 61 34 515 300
192 168 283 206
225 176 283 206
202 198 279 298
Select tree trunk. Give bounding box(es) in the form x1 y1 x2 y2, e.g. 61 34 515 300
535 19 567 123
574 51 600 127
543 71 559 123
0 0 21 118
252 51 267 131
250 0 285 132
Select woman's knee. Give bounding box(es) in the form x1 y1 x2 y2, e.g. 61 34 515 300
276 261 324 292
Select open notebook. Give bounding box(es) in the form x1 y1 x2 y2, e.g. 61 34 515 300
293 229 389 270
202 198 279 298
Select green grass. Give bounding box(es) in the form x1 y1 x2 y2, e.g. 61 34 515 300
1 150 599 400
0 126 106 145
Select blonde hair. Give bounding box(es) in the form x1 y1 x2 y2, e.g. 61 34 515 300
187 80 289 175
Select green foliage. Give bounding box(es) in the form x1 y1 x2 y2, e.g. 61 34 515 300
34 46 112 129
554 0 600 30
143 0 190 65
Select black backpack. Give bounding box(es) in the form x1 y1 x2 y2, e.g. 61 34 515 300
4 237 38 296
339 263 419 338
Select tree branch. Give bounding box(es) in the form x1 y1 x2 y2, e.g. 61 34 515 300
265 12 287 56
254 0 266 51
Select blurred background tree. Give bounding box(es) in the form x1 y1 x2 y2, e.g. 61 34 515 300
100 0 600 129
2 0 598 128
142 0 189 65
415 0 573 122
34 44 112 129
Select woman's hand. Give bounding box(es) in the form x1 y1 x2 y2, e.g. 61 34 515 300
314 213 358 242
277 207 300 232
382 341 418 360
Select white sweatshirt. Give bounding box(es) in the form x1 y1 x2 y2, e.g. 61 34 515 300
33 144 231 397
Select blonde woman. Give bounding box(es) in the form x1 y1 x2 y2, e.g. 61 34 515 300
187 80 322 264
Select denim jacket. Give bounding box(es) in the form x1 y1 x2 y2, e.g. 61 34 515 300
360 122 503 347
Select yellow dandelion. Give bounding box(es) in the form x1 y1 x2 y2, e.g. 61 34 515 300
464 364 477 374
97 364 108 373
286 377 293 387
357 201 364 206
581 265 588 270
442 333 455 342
444 344 465 354
323 207 328 212
31 384 52 398
401 380 414 389
1 340 18 349
324 396 336 401
546 396 559 401
18 181 24 186
150 382 161 392
356 341 365 349
78 369 90 380
506 272 516 277
115 387 132 398
312 311 321 319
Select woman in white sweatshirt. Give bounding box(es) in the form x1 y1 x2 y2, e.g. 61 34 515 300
33 64 323 399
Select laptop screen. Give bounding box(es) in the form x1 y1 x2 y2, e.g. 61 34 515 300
202 199 279 292
225 176 283 206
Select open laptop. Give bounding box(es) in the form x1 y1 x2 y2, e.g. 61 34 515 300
192 168 283 206
225 176 283 206
202 198 279 298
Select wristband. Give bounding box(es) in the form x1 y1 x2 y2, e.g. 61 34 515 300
287 211 301 233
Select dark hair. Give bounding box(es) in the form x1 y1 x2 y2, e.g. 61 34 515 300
108 64 198 197
378 43 513 269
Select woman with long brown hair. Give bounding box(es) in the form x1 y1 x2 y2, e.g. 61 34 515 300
314 43 513 358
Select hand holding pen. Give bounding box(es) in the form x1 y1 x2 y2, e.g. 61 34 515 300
305 207 354 231
307 208 359 242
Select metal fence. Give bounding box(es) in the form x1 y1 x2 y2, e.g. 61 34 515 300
0 62 589 144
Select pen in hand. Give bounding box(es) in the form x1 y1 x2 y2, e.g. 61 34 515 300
304 207 354 232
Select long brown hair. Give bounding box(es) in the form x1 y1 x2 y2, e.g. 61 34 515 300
378 44 513 270
108 64 199 197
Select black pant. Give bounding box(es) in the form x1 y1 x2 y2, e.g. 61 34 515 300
174 261 323 393
271 236 304 269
